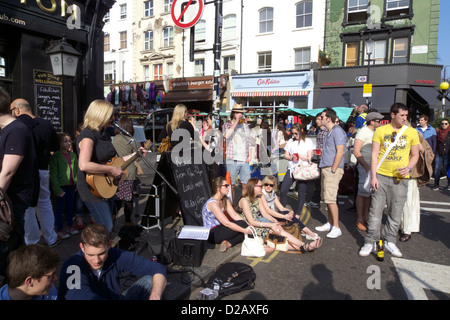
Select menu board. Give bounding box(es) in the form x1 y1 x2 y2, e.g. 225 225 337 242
34 70 63 132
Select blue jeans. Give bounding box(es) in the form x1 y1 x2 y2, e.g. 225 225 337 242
120 275 155 300
433 154 450 187
84 200 114 232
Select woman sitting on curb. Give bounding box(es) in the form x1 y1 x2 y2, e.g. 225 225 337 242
202 177 253 252
237 178 322 252
260 175 319 241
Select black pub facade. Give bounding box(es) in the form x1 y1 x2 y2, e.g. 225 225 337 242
0 0 114 134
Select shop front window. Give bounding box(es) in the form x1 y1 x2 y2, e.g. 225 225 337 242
293 97 307 109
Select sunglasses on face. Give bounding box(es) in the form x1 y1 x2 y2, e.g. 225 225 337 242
221 184 230 188
264 183 275 187
442 123 449 126
255 184 263 188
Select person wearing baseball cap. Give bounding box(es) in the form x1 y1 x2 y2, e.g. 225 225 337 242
353 111 384 231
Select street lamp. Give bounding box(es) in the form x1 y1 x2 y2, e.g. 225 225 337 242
440 81 449 118
364 36 375 107
46 36 80 77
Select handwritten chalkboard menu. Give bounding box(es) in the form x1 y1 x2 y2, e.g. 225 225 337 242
34 70 63 132
167 148 212 226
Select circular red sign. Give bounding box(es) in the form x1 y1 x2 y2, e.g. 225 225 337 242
171 0 204 29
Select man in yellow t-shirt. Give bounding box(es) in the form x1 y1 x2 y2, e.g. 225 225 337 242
359 103 419 259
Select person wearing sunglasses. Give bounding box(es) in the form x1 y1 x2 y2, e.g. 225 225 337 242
202 177 252 252
359 103 419 259
260 175 319 241
238 178 322 252
432 119 450 191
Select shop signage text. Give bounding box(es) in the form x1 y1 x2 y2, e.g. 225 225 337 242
322 82 345 86
257 78 281 86
414 79 435 84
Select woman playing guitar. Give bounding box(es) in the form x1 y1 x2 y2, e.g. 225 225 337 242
76 100 148 232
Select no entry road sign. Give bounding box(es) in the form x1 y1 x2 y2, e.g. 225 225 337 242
171 0 204 29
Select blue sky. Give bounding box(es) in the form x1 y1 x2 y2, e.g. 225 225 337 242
438 0 450 80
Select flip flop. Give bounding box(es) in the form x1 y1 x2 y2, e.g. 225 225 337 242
356 222 367 231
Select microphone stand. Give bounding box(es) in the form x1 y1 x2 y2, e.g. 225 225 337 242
113 123 177 264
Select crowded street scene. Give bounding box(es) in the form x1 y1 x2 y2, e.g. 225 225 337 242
0 0 449 310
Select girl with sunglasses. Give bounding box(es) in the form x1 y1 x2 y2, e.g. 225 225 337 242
238 178 322 252
261 175 319 241
202 177 252 252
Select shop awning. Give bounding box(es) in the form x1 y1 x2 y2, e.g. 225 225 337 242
411 86 440 108
162 89 213 103
231 91 309 97
279 107 354 122
316 86 396 112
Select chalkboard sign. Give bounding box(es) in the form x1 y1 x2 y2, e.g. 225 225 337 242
34 70 63 132
167 148 212 226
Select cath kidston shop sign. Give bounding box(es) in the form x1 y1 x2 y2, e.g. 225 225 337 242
171 0 204 29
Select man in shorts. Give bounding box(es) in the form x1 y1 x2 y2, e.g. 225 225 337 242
316 108 347 239
223 104 251 201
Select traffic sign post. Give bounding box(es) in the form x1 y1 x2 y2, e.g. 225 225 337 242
171 0 204 29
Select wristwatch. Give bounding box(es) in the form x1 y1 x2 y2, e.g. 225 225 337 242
331 169 336 174
407 167 412 173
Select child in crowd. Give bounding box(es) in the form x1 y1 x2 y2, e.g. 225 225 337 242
49 132 79 239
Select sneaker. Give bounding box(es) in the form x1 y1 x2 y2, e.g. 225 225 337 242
315 222 331 232
359 243 376 257
68 226 79 235
57 231 70 239
385 241 402 257
432 186 440 191
306 201 320 209
326 226 342 239
301 232 319 240
48 236 62 248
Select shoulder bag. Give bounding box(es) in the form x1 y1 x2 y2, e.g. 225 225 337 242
157 123 172 153
0 188 13 242
293 159 320 180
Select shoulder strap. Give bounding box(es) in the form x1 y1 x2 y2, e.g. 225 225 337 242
376 125 408 171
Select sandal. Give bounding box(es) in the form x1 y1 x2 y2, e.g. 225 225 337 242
356 221 367 231
301 237 322 252
399 233 411 242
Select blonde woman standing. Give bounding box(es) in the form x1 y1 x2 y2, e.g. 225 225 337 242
77 100 147 232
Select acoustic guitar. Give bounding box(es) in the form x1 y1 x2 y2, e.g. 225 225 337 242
86 140 151 199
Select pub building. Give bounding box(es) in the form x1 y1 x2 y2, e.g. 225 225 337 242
313 63 442 122
0 0 114 135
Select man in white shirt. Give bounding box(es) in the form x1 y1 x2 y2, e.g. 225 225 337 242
352 112 384 231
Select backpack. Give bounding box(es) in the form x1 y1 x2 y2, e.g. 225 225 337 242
202 262 256 300
157 123 172 153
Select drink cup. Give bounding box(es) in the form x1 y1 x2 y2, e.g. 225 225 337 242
293 153 299 162
315 149 321 156
239 118 245 124
396 168 404 180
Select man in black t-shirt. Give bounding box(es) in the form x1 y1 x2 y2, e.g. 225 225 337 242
0 90 35 277
11 99 60 247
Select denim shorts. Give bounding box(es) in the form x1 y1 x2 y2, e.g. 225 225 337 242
227 160 251 185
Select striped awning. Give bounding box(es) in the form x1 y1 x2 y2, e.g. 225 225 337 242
231 91 309 97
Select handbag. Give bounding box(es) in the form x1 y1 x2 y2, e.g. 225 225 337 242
363 125 408 193
157 123 172 153
0 188 13 242
241 227 266 257
265 234 288 252
292 160 320 181
282 221 303 242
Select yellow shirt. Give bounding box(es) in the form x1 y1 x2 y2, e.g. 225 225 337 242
372 124 420 178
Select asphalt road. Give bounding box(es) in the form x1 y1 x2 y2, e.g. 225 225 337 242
214 180 450 301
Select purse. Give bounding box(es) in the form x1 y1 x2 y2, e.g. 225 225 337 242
241 227 266 257
265 234 288 252
157 123 172 153
292 160 320 181
282 222 303 242
0 188 13 242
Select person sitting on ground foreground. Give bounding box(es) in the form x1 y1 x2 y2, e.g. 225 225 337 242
202 176 253 252
58 223 167 300
0 244 59 300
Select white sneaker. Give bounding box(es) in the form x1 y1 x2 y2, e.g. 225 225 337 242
326 226 342 238
359 243 376 257
301 232 319 240
315 222 331 232
385 241 402 257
